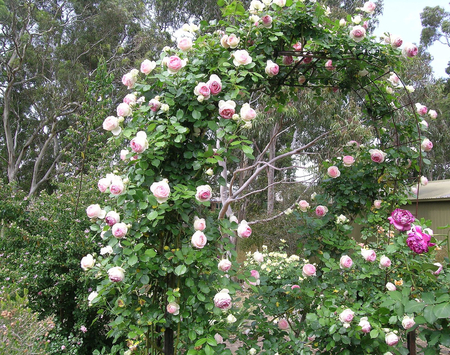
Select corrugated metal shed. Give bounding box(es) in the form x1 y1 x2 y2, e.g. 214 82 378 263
408 179 450 201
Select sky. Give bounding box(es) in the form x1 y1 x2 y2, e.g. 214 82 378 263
373 0 450 78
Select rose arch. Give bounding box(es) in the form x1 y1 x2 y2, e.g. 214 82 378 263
81 1 448 354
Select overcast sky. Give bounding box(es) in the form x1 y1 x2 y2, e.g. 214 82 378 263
373 0 450 78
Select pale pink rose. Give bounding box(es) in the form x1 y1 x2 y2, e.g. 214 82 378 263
220 35 230 48
196 185 212 202
80 254 95 271
411 186 418 195
415 103 428 116
373 200 382 209
342 156 355 167
108 267 125 282
369 149 387 163
340 255 353 269
117 103 132 117
421 138 433 152
327 166 341 178
207 74 222 95
130 131 148 154
298 75 306 84
149 98 161 112
293 42 302 51
379 255 391 268
339 19 346 26
140 59 156 75
123 94 137 105
167 56 186 74
361 1 376 13
194 82 211 99
237 220 252 238
428 110 438 119
218 259 232 272
265 60 279 77
359 317 371 333
229 215 239 224
388 73 400 86
100 245 113 255
214 333 224 344
361 248 376 262
214 289 232 310
350 25 366 42
219 100 236 119
109 177 125 195
86 204 106 219
420 176 428 186
302 53 313 64
240 103 257 121
167 302 180 315
362 21 369 30
302 263 316 277
105 211 120 226
193 216 206 231
278 319 289 330
112 222 128 238
98 178 111 193
298 200 310 212
80 325 88 333
389 35 403 48
227 34 240 48
325 59 335 70
150 179 170 203
283 55 294 65
386 282 396 291
339 309 354 323
402 43 418 58
261 15 272 28
291 285 300 290
385 332 399 346
274 0 286 6
122 71 138 89
120 150 128 161
253 251 264 263
402 316 415 329
433 262 443 275
102 116 121 134
233 50 252 66
249 269 260 286
177 37 193 51
315 205 328 217
191 230 207 248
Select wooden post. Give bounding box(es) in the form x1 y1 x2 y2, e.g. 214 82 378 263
407 329 417 355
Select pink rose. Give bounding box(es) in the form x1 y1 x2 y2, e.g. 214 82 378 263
109 177 125 195
379 255 391 269
325 59 335 71
108 266 125 282
361 1 376 13
240 103 256 121
402 316 415 329
315 205 328 217
402 43 418 58
420 176 428 186
207 74 222 95
167 302 180 315
339 309 354 323
302 263 316 277
359 317 371 333
327 166 340 178
237 220 252 238
112 222 128 238
298 200 310 212
261 15 272 28
433 262 443 275
227 34 240 48
214 333 224 344
385 332 399 346
253 251 263 263
98 178 111 193
80 254 95 271
369 149 387 163
219 100 236 119
105 211 120 226
302 53 313 64
130 131 148 154
102 116 121 135
191 231 207 248
373 200 382 209
233 50 252 66
196 185 212 202
293 42 302 51
428 110 438 119
121 70 138 89
421 138 433 152
117 103 132 117
278 319 289 330
249 269 260 286
339 255 353 269
265 60 279 77
283 56 294 65
150 179 170 203
167 56 186 74
415 103 428 116
149 98 161 112
386 282 396 291
140 59 156 75
218 259 232 272
298 75 306 84
193 216 206 231
291 285 300 290
361 248 376 262
389 35 403 48
86 204 106 219
214 289 232 310
388 73 400 86
350 25 366 42
123 93 137 105
177 37 193 51
194 82 211 99
120 149 129 161
342 156 355 167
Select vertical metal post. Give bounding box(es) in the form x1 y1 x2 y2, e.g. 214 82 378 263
407 330 417 355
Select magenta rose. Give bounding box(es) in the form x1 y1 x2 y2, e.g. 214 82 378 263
195 185 212 202
340 255 353 269
407 225 434 254
191 231 207 249
150 179 170 203
108 267 125 282
415 103 428 116
388 208 415 231
207 75 222 95
302 263 316 277
293 42 302 51
194 82 211 99
214 289 232 310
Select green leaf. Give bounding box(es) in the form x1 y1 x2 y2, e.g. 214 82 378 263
370 329 379 339
175 265 187 276
424 305 438 323
433 302 450 319
192 110 201 120
128 255 138 266
147 210 158 220
242 145 253 155
405 300 426 313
